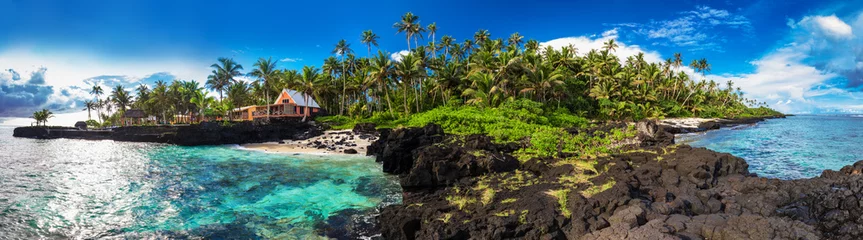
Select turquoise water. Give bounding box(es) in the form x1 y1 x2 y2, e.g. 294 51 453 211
678 115 863 179
0 127 401 239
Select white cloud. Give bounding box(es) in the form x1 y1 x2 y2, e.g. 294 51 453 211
0 46 210 88
390 50 410 62
615 5 752 51
540 29 664 64
279 57 302 62
799 15 853 39
0 45 212 118
705 47 837 113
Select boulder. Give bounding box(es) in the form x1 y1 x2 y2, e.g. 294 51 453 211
344 148 358 154
369 124 445 174
635 120 674 147
352 123 378 135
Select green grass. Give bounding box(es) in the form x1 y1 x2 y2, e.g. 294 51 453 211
547 189 572 218
583 180 616 198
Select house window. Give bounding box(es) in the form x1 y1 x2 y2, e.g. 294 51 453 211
282 99 288 104
299 107 304 114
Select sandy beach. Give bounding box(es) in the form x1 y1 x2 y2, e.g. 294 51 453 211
658 118 717 129
241 130 377 155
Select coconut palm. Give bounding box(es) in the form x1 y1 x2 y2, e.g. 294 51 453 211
111 85 133 115
208 57 244 100
31 109 53 126
296 66 322 122
360 30 380 57
508 32 524 48
250 57 278 119
333 39 353 115
427 22 437 46
474 29 490 45
90 85 104 122
394 12 420 50
368 51 396 114
83 100 97 120
190 89 215 122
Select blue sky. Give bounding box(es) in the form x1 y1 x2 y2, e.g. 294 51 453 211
2 0 863 125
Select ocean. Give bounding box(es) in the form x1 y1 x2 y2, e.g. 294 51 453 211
678 115 863 179
0 126 401 239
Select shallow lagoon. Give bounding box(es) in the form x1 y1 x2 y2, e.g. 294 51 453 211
0 127 400 239
679 115 863 179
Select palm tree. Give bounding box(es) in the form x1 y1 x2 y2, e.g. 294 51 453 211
333 39 353 115
190 89 214 122
427 22 437 46
368 51 396 114
462 72 502 108
394 53 422 114
690 59 702 76
83 100 96 120
440 35 454 60
297 66 322 122
525 39 539 52
474 29 490 45
250 57 278 119
31 109 54 126
508 32 524 48
208 57 244 100
603 39 618 53
394 12 420 50
90 85 104 122
360 30 380 57
111 85 133 115
697 58 711 77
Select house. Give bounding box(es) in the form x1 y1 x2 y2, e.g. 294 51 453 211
231 89 322 121
122 109 147 126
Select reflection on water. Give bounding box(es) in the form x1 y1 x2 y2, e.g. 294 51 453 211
679 115 863 179
0 127 401 239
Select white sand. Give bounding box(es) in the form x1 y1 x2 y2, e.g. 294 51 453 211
241 130 375 155
658 118 717 129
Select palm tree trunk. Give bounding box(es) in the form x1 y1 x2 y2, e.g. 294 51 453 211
415 79 421 113
402 82 409 114
385 85 395 115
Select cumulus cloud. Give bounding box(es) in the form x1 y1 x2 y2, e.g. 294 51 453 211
27 67 46 84
798 15 853 39
390 50 410 62
6 69 20 80
612 5 752 52
702 12 863 113
540 29 665 64
0 46 210 118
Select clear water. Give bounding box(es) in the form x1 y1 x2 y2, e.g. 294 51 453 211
0 127 401 239
678 115 863 179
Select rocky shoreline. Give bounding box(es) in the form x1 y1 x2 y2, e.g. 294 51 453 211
12 119 322 146
366 118 863 240
659 115 786 134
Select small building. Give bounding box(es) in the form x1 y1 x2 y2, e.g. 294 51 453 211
122 109 147 126
231 89 322 121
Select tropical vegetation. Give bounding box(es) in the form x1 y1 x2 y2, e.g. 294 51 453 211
79 12 780 133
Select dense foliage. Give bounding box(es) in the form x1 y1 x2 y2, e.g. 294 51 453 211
81 12 780 128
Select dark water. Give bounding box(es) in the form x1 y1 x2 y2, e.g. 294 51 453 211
0 127 401 239
678 115 863 179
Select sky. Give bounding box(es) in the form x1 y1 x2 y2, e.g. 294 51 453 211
2 0 863 126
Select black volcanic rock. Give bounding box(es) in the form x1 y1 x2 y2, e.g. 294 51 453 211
352 123 377 135
13 119 322 146
375 123 863 240
369 124 445 174
636 120 674 147
344 148 358 154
